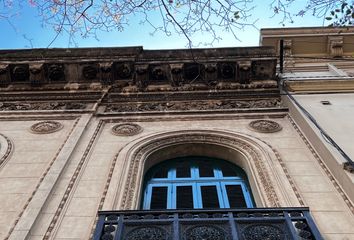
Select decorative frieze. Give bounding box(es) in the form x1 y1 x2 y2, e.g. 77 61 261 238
105 99 280 113
0 47 278 91
30 121 63 134
0 102 86 111
0 61 278 91
248 120 282 133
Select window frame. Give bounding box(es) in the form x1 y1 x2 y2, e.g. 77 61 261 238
142 157 254 210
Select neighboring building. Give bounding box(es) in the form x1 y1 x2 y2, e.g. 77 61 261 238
0 27 352 240
261 26 354 240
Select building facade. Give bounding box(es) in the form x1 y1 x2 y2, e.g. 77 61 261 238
0 27 353 239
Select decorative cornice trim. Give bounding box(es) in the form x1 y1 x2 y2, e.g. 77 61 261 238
285 79 354 93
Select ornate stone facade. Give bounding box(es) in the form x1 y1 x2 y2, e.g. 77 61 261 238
0 31 353 240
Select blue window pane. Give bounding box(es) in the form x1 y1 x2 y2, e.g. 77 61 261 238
198 161 214 177
226 185 247 208
153 166 168 178
176 161 191 178
176 186 194 209
150 187 168 209
220 164 238 177
201 186 220 208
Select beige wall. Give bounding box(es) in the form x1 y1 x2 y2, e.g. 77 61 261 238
0 112 353 239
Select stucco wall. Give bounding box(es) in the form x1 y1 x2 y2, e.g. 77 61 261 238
0 113 352 239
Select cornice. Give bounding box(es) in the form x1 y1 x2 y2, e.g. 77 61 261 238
0 47 278 95
284 79 354 92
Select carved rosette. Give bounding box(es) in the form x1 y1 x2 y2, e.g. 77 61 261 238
248 120 282 133
242 224 284 240
125 226 168 240
30 121 63 134
111 123 143 136
183 225 228 240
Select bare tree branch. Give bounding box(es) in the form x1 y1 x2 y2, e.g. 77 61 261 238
0 0 352 48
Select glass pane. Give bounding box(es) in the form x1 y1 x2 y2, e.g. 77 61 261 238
176 161 191 178
226 185 247 208
153 166 168 178
198 161 214 177
150 187 168 209
220 164 237 177
176 186 194 209
201 186 220 208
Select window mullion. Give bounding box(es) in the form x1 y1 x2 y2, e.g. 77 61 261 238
169 184 175 209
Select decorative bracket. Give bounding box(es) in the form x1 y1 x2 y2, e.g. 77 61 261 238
283 39 292 56
204 63 217 86
0 64 9 87
29 63 44 86
238 61 251 84
135 64 149 91
100 62 113 84
170 63 183 87
328 36 343 57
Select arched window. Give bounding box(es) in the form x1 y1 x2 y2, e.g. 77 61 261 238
142 156 254 210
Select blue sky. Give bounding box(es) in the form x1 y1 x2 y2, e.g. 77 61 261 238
0 1 325 49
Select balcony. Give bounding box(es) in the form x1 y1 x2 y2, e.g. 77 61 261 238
93 207 323 240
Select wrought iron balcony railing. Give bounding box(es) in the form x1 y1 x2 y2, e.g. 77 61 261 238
93 207 323 240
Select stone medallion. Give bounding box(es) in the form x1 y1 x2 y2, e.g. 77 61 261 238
248 120 282 133
111 123 143 136
30 121 63 134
